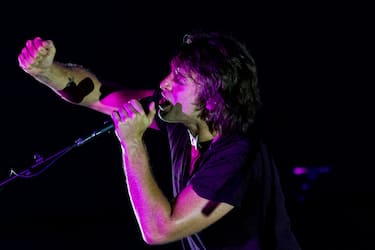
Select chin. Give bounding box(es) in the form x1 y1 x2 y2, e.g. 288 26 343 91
158 105 192 124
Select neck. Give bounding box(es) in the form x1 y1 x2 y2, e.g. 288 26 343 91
185 119 218 144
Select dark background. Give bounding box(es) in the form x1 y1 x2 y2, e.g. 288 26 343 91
0 1 373 249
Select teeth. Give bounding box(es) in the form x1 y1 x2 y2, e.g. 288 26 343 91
158 97 171 111
159 104 166 111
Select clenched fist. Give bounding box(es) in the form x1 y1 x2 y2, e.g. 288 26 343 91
18 37 56 75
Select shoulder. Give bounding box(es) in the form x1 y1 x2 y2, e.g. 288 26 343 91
211 133 252 154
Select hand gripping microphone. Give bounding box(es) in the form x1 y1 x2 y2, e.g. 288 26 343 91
74 95 158 146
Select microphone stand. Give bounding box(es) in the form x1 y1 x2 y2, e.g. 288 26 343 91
0 122 114 188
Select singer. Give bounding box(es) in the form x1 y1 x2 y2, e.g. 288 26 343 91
18 31 300 249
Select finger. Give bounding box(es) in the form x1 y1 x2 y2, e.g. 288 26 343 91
123 102 137 118
128 99 145 114
18 53 28 69
21 47 33 65
26 39 37 58
33 37 43 49
115 104 132 121
34 37 47 56
111 110 121 122
38 40 52 56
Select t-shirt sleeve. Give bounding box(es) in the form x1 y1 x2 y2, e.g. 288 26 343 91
189 138 256 207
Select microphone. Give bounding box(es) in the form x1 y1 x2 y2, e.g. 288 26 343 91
138 95 158 115
74 95 158 146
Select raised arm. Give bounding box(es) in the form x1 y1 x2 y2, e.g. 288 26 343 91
17 37 155 116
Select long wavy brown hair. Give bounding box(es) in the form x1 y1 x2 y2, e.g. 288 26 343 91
171 31 261 135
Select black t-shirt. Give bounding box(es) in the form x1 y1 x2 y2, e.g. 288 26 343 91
161 122 300 250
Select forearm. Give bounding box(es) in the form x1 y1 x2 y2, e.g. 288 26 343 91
121 139 173 244
19 37 156 116
31 62 156 115
31 62 103 107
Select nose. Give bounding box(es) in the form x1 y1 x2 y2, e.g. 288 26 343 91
160 76 172 91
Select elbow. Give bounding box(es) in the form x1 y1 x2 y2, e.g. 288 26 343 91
141 227 178 246
143 236 162 246
142 233 170 246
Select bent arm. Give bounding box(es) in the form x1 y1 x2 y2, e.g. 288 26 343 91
112 101 233 245
18 37 155 116
112 102 233 245
120 137 234 245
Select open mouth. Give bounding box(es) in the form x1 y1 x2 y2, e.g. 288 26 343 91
158 96 173 113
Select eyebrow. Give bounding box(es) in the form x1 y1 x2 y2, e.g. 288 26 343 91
173 67 182 76
174 67 190 79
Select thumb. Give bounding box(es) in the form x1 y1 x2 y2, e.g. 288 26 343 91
43 40 54 49
147 101 156 120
